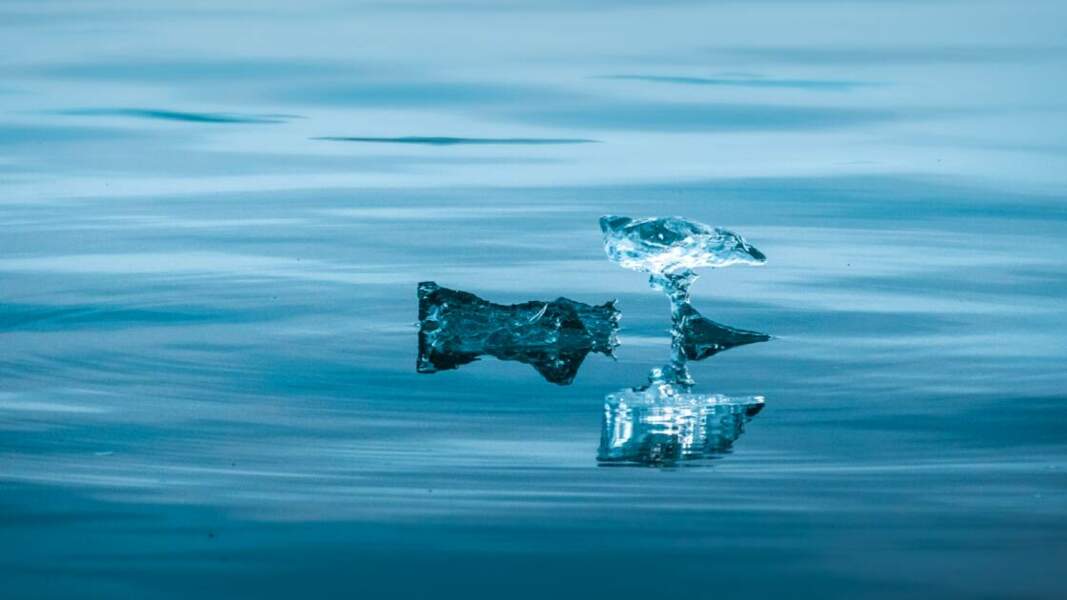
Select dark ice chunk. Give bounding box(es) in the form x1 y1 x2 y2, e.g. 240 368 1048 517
416 282 620 385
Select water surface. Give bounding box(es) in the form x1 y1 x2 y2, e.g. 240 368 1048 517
2 1 1066 598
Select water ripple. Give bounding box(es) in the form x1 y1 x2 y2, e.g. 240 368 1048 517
59 108 298 124
598 74 875 90
313 136 599 145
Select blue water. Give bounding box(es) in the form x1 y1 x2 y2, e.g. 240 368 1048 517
3 1 1067 598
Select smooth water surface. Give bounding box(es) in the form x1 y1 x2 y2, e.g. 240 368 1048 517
2 1 1066 598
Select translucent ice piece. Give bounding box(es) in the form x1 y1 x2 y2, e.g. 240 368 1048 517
598 386 764 466
599 215 765 275
416 282 620 385
600 215 765 310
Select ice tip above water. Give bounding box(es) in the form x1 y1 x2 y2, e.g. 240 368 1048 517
599 214 766 275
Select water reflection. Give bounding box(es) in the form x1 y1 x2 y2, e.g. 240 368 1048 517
598 391 764 466
416 281 620 385
598 304 769 467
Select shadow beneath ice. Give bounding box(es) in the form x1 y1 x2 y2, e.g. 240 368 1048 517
416 282 619 385
597 303 770 467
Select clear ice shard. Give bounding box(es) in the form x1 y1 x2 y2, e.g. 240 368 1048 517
600 215 766 274
416 282 620 385
675 303 771 361
599 215 765 309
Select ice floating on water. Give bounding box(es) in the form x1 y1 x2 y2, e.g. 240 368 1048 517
416 282 619 385
417 215 770 461
675 303 771 361
600 215 765 309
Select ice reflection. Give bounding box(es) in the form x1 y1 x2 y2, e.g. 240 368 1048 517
598 304 769 466
598 390 764 466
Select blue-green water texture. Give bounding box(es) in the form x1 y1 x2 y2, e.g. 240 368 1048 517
2 1 1066 598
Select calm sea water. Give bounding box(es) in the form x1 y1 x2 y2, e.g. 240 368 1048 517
3 1 1066 598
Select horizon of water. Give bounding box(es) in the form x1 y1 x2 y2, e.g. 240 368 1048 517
2 1 1066 598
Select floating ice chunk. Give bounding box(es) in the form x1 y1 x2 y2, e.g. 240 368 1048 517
416 282 620 385
675 303 770 361
599 215 765 275
600 215 766 309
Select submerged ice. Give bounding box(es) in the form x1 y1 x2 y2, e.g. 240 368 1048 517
416 282 620 385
